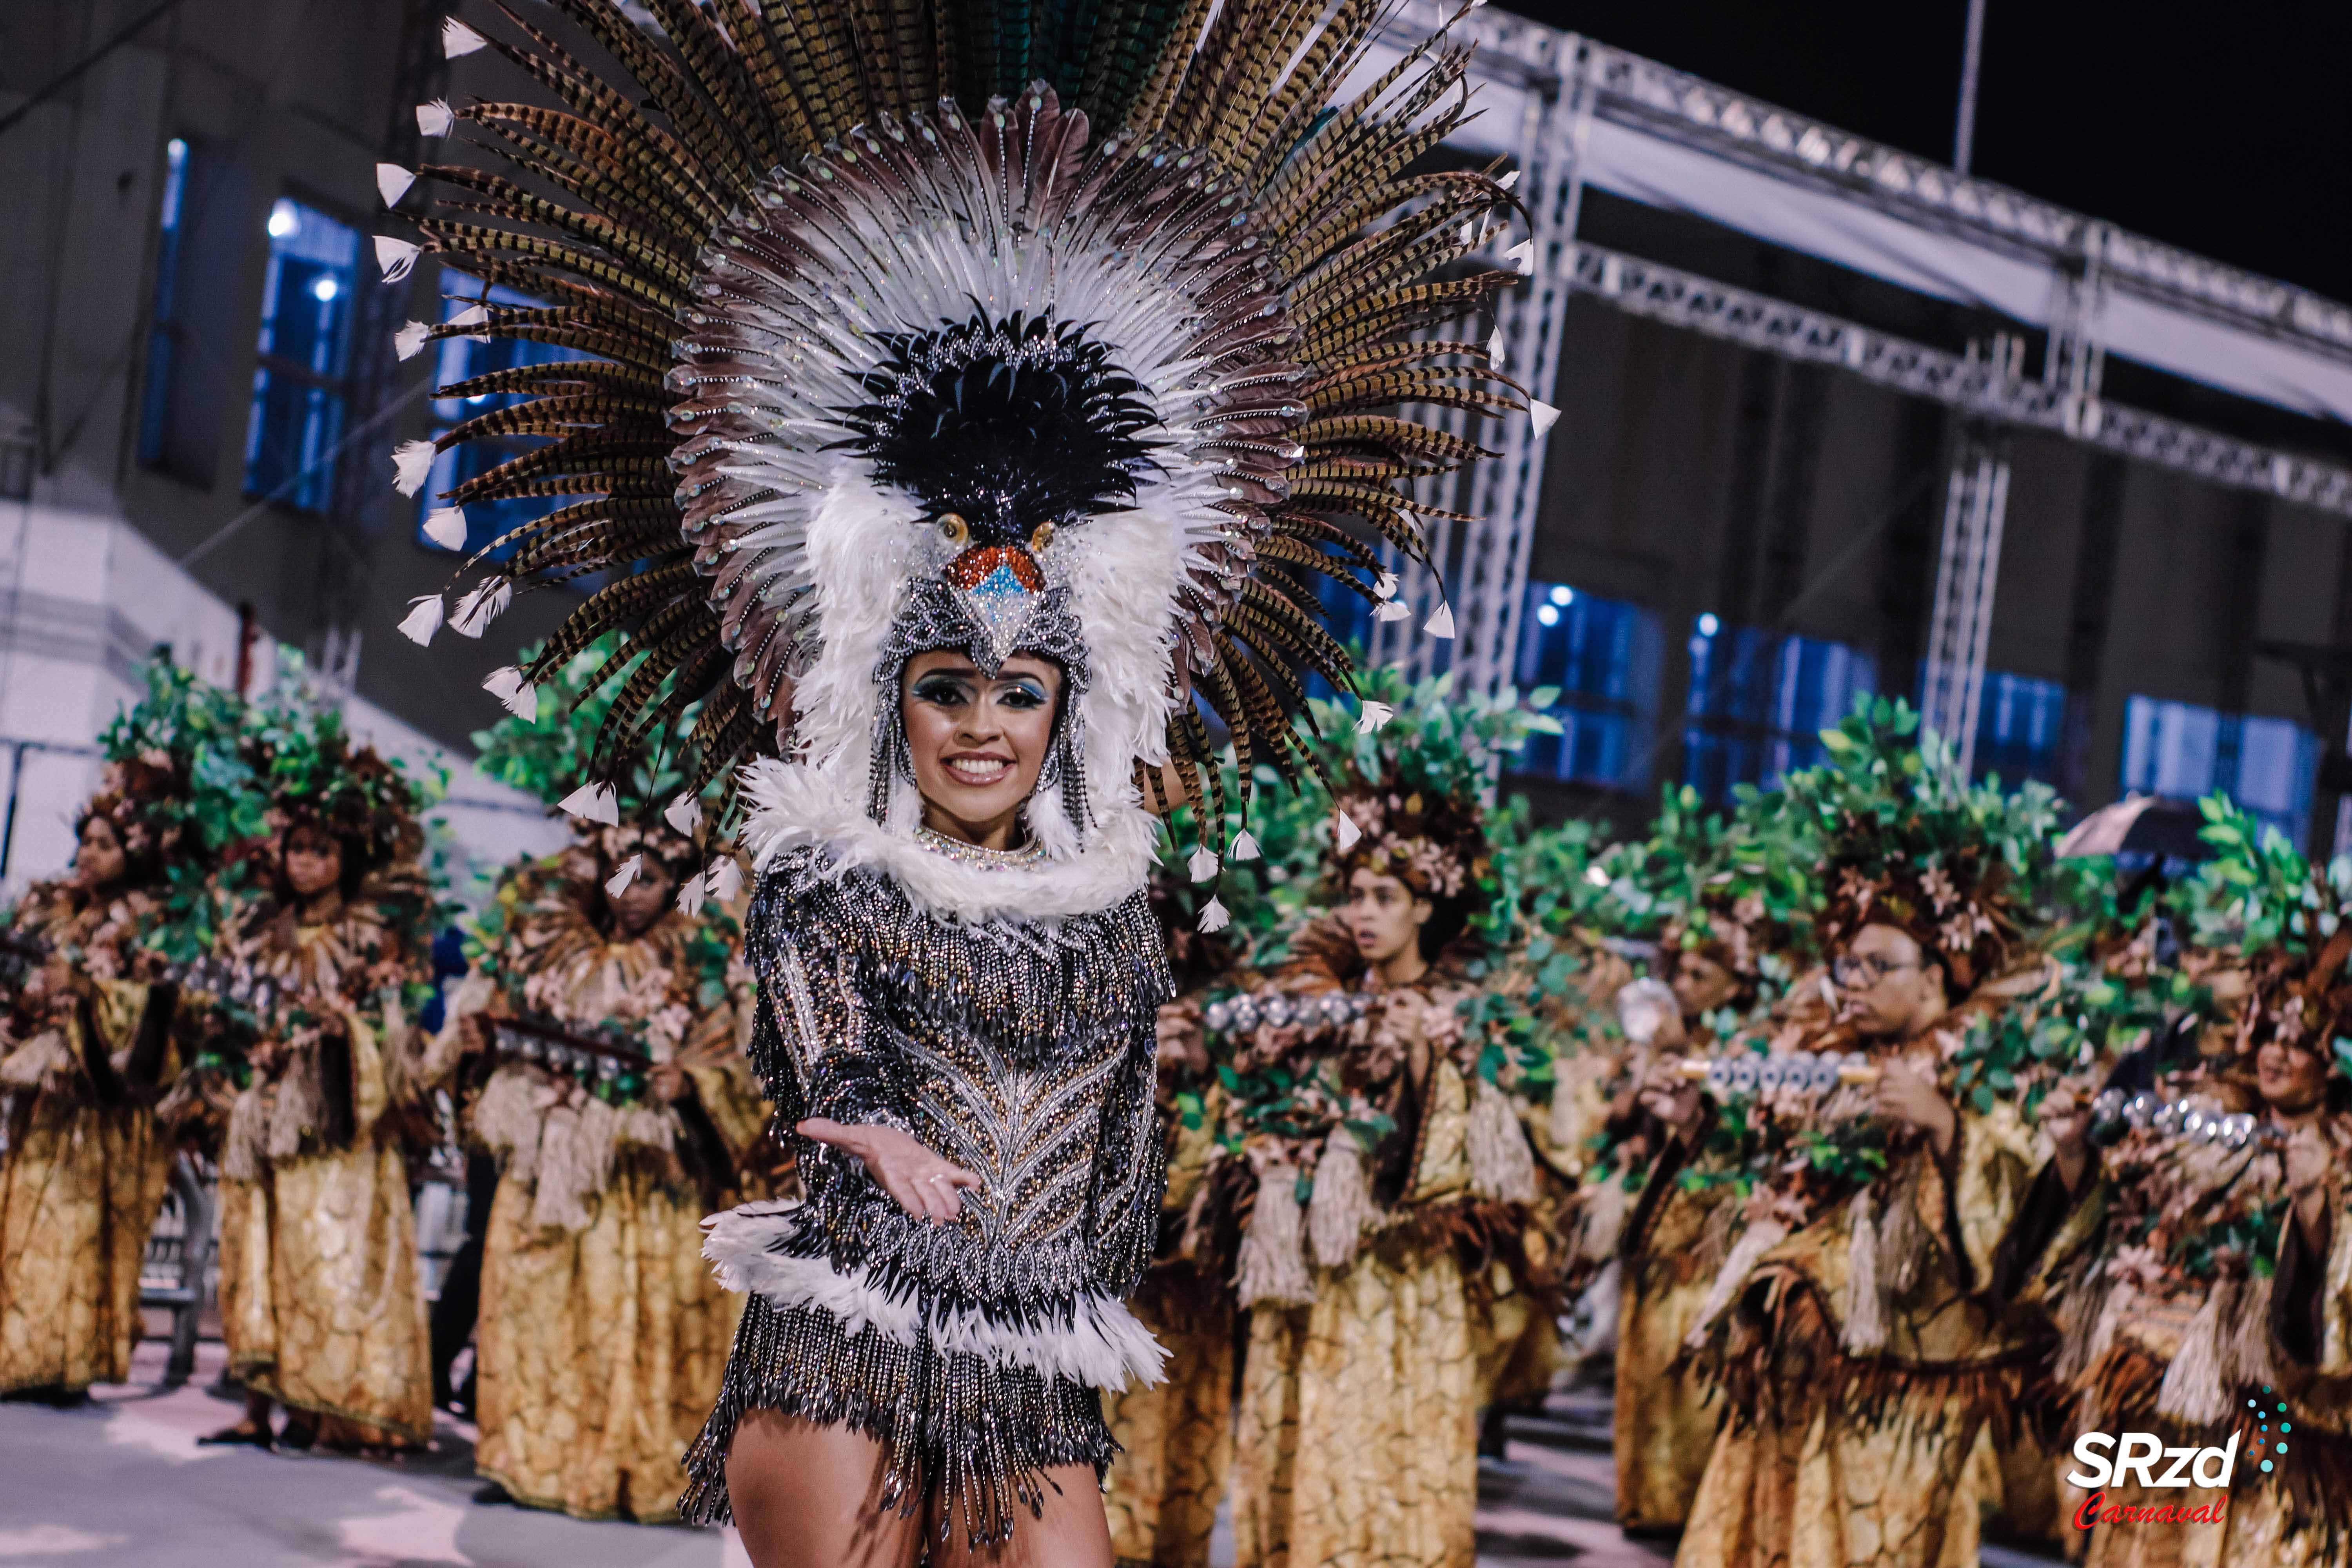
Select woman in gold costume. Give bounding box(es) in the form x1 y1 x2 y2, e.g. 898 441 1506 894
202 717 441 1453
1998 806 2352 1568
441 805 765 1521
1229 773 1534 1568
1675 703 2063 1568
0 757 188 1402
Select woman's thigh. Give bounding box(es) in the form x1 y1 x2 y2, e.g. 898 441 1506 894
726 1411 926 1568
928 1465 1113 1568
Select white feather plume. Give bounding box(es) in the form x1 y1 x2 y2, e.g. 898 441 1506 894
1334 811 1363 852
422 506 467 550
664 792 704 837
675 871 709 915
1487 326 1506 371
375 163 415 207
1506 238 1537 275
706 855 744 903
481 666 536 719
1196 897 1231 933
1425 604 1457 638
373 235 420 282
557 783 619 825
1374 600 1411 622
449 578 511 637
395 595 443 646
390 439 437 496
443 17 487 55
415 100 454 136
393 320 432 361
1231 830 1261 861
604 855 642 897
1530 399 1562 437
1356 699 1395 734
1187 845 1220 883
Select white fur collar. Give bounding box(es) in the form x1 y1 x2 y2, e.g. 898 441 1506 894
738 755 1159 926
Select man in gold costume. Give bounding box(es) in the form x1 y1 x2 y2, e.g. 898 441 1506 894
202 714 443 1453
0 757 188 1402
1230 772 1534 1568
440 807 765 1523
1676 703 2059 1568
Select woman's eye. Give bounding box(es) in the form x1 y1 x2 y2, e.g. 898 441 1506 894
912 677 970 707
998 682 1048 710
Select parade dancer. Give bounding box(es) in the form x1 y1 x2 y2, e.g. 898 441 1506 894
202 710 443 1453
2000 806 2352 1567
1676 703 2068 1568
385 0 1524 1555
1228 771 1534 1568
441 656 767 1522
0 672 225 1402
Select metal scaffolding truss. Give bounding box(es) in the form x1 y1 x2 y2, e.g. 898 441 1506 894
1920 428 2013 775
1572 245 2352 517
1574 41 2352 361
1359 0 2352 758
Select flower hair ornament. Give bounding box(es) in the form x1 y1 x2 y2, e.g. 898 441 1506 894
384 0 1535 922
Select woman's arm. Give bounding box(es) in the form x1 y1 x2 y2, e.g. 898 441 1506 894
757 929 977 1225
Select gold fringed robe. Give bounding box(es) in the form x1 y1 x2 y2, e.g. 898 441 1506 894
1677 1084 2047 1568
0 900 175 1396
1234 1046 1483 1568
1614 1132 1734 1532
453 877 761 1523
217 910 432 1446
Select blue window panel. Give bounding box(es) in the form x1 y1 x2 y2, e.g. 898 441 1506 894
1683 624 1874 800
418 282 596 557
137 137 192 470
1512 581 1661 790
2122 695 2317 846
1973 671 2067 785
243 198 359 510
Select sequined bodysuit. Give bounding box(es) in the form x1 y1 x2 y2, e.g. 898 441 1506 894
682 842 1171 1539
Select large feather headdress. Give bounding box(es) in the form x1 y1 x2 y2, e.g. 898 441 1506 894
387 0 1526 918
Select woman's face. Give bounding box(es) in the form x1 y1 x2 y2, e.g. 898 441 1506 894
283 826 344 901
2257 1034 2331 1116
900 651 1064 837
1341 868 1432 967
1671 949 1739 1019
607 860 679 938
74 817 127 890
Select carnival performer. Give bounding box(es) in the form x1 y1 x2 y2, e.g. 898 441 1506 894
1228 770 1537 1568
0 702 210 1401
1606 808 1818 1535
201 709 443 1453
1997 807 2352 1567
1675 702 2067 1568
387 0 1525 1555
440 654 768 1522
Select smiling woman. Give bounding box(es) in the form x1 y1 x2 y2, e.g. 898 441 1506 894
899 653 1067 852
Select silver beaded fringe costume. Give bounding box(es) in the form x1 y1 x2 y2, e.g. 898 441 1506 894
384 0 1531 1545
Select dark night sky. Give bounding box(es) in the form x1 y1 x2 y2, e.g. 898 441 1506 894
1499 0 2352 303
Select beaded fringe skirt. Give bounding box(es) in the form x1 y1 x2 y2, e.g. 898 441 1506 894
679 1291 1118 1544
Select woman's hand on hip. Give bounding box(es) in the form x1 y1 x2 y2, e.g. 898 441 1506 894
797 1117 980 1223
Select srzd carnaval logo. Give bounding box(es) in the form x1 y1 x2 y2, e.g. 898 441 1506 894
2065 1388 2292 1531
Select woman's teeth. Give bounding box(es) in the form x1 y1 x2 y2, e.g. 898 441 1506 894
946 757 1011 783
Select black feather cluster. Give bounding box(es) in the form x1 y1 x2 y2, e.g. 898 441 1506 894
838 312 1160 547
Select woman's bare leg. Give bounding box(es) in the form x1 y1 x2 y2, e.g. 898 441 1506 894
727 1411 926 1568
929 1466 1114 1568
